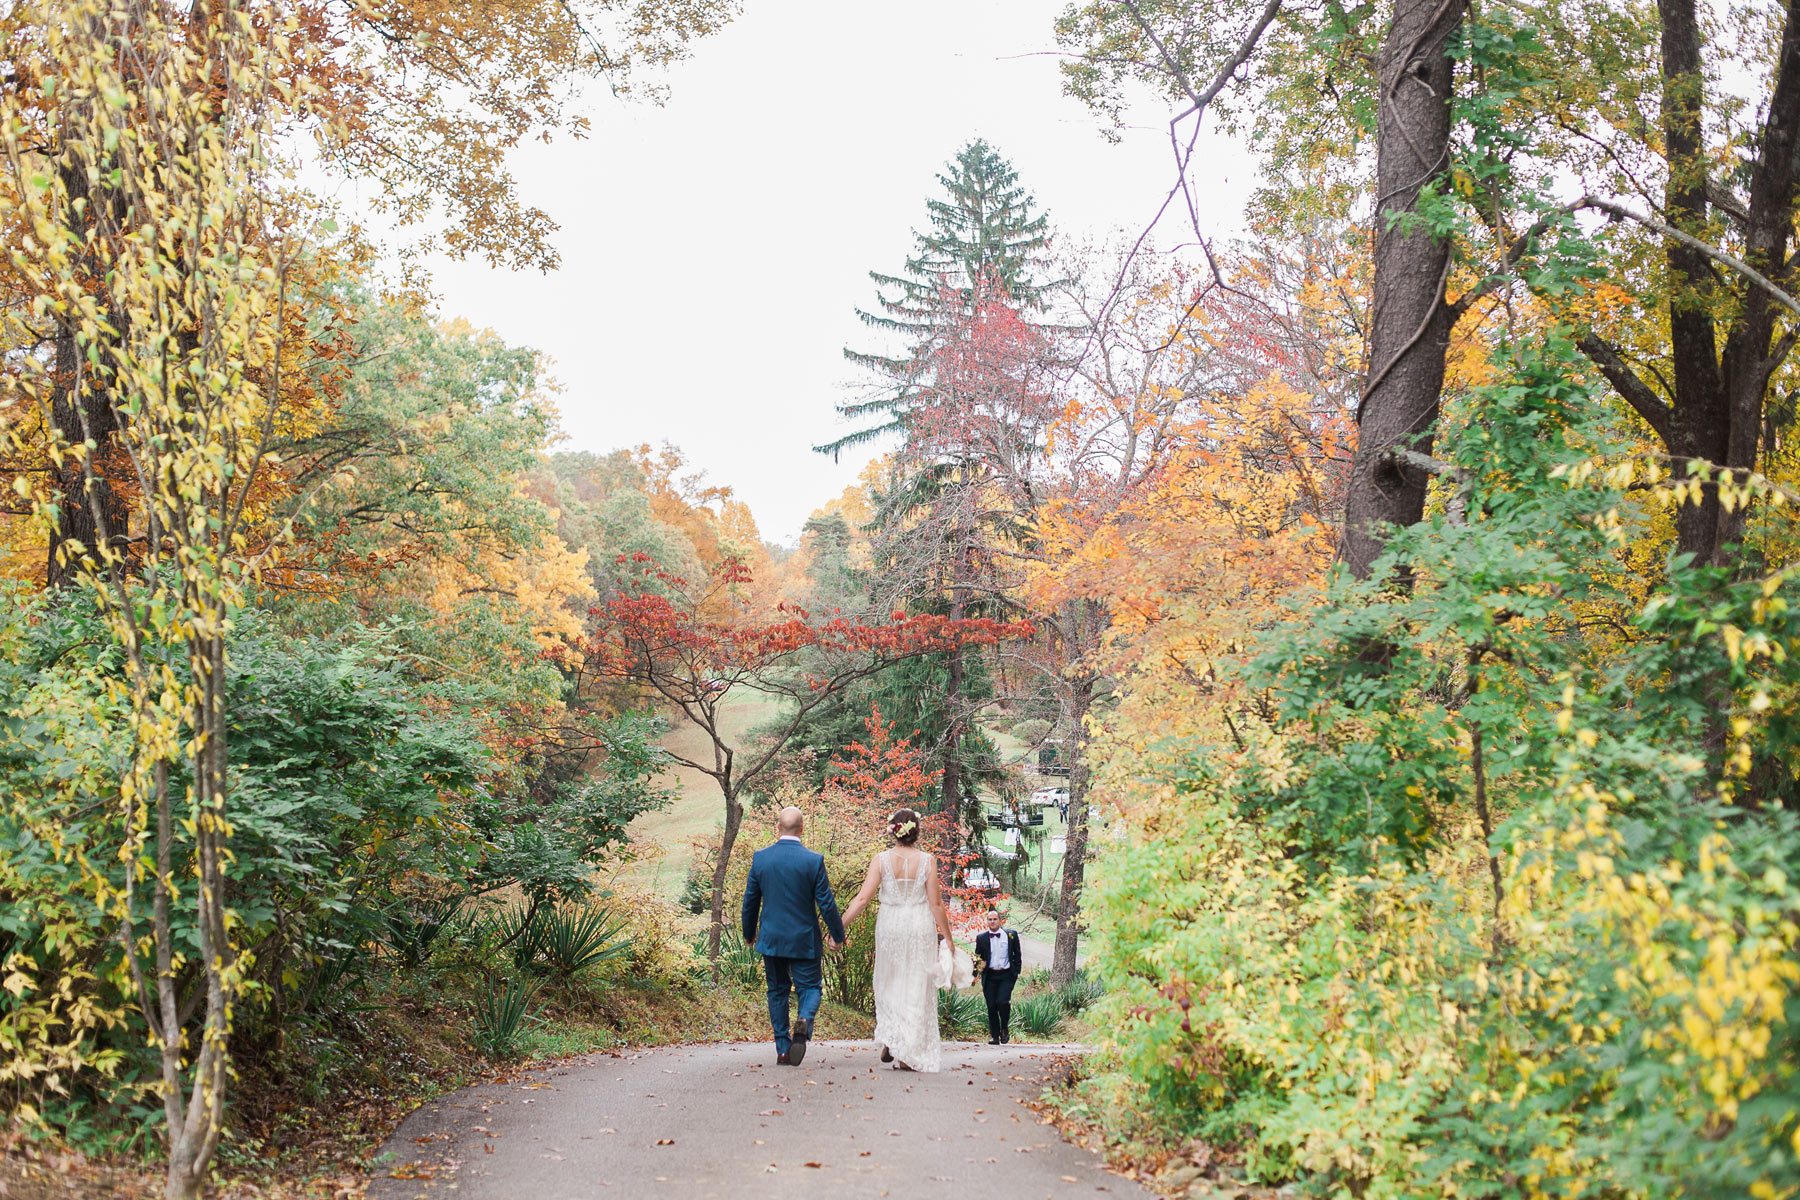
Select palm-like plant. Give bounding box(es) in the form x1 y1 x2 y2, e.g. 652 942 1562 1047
473 976 544 1057
1014 994 1067 1038
539 904 631 980
937 988 987 1040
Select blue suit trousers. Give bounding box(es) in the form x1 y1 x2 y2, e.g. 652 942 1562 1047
763 955 822 1056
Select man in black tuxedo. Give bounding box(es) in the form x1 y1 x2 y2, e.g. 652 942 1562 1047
974 910 1022 1045
742 805 845 1066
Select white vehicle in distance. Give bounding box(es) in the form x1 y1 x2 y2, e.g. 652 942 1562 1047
962 866 1001 891
1030 786 1069 808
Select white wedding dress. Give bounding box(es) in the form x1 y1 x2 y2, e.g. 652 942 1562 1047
871 849 943 1072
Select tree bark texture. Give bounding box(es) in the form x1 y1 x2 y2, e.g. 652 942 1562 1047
941 545 966 819
707 783 742 972
1339 0 1466 579
1048 669 1094 987
46 156 130 588
1582 0 1800 568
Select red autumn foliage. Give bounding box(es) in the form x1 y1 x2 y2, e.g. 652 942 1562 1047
577 554 1031 960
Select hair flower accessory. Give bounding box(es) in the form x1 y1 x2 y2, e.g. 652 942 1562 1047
889 817 918 838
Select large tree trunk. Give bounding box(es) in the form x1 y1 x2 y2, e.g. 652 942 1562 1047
1580 0 1800 574
1339 0 1465 579
1048 670 1094 987
941 555 966 820
1707 0 1800 556
45 158 130 588
1657 0 1731 567
940 478 974 822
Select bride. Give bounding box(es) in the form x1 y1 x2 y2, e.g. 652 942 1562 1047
841 807 958 1072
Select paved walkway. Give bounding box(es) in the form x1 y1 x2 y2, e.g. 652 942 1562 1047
1016 934 1084 974
367 1040 1147 1200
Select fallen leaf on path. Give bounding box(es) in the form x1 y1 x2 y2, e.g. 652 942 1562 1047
1061 1177 1077 1183
759 1109 783 1116
804 1161 822 1168
655 1138 675 1146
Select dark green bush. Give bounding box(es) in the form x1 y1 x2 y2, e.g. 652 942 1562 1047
473 976 544 1058
937 989 986 1040
538 904 631 979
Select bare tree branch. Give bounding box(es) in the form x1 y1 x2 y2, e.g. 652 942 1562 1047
1576 334 1675 443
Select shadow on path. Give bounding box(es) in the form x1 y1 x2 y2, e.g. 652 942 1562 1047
367 1040 1146 1199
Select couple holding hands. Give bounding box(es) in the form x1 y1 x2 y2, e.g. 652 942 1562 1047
740 805 1023 1072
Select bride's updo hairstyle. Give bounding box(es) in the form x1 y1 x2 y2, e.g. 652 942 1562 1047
887 808 921 846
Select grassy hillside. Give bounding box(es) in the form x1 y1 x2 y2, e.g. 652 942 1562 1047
619 690 785 901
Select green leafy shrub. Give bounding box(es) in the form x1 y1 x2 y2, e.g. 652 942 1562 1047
538 904 630 980
1054 970 1104 1016
381 896 465 971
937 988 987 1039
1014 994 1067 1039
483 905 551 975
473 976 544 1058
703 929 765 993
1082 336 1800 1194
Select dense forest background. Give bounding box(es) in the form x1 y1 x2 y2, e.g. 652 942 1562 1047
5 0 1800 1198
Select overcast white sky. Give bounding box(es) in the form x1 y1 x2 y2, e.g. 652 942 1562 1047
420 0 1255 544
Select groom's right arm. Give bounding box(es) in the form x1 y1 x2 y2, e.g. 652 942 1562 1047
741 857 761 946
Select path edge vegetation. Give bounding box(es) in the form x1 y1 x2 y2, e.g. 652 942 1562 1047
7 0 1800 1197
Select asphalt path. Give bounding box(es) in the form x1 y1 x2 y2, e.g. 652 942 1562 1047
1016 934 1084 974
367 1040 1148 1200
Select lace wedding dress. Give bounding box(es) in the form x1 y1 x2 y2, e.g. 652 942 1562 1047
871 849 942 1072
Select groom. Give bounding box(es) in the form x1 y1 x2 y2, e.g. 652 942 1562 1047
741 805 844 1066
975 910 1022 1045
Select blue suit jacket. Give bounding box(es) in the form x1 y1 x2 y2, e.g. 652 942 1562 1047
741 838 845 960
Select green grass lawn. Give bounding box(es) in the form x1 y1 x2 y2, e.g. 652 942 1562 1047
986 720 1031 771
617 699 1084 928
617 689 785 901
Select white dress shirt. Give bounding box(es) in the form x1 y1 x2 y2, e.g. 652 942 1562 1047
986 929 1011 971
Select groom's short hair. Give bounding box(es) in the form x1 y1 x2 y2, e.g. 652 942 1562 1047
777 805 804 836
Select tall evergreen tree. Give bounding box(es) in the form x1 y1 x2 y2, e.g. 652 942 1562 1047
822 138 1056 456
809 142 1057 838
